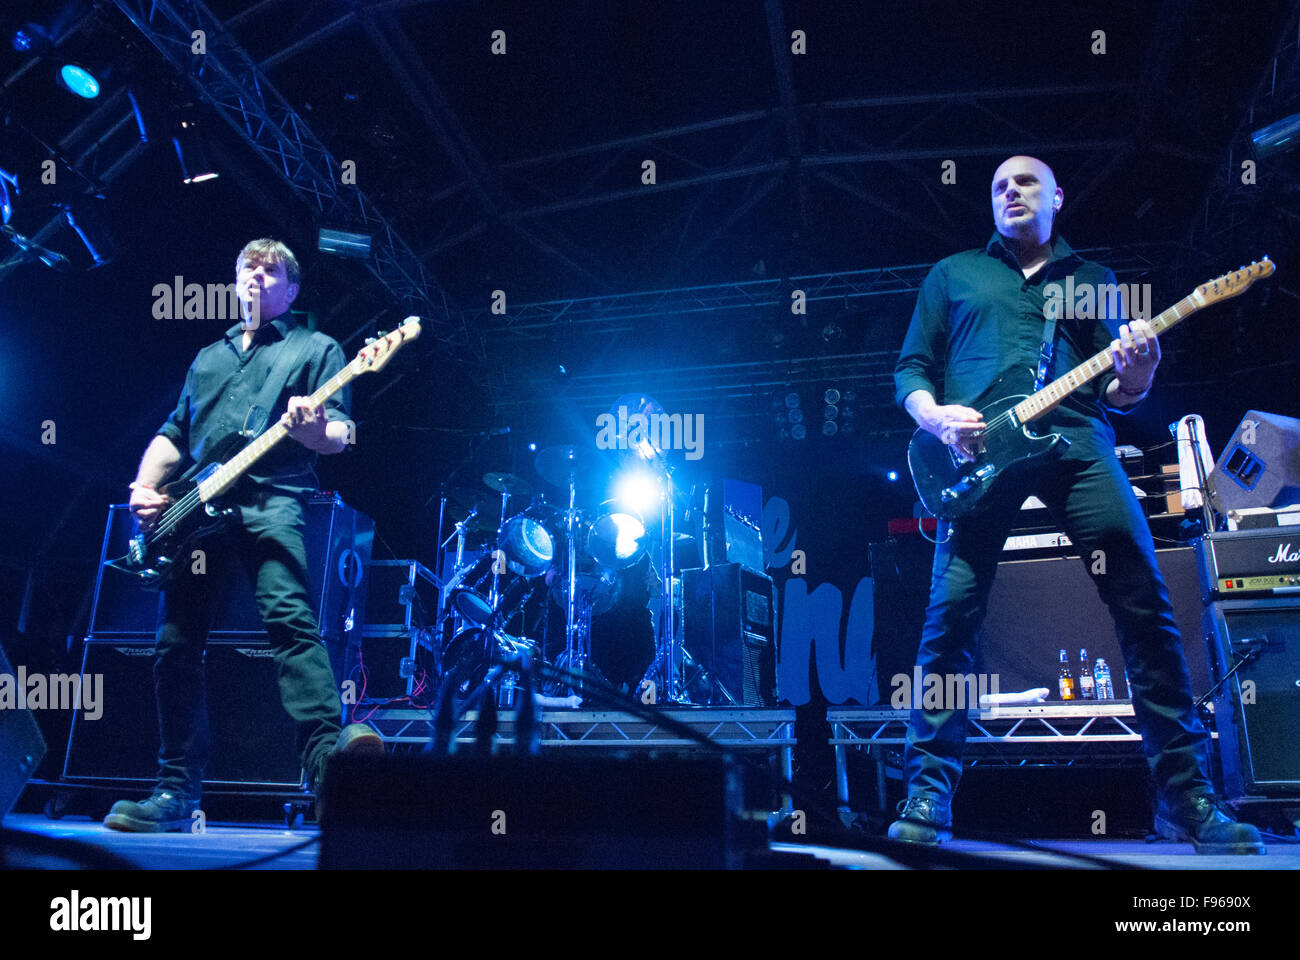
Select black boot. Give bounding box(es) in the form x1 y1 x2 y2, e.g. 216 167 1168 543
104 790 200 833
887 794 953 844
1154 792 1265 855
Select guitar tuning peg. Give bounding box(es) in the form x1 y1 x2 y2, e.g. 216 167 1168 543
364 337 376 345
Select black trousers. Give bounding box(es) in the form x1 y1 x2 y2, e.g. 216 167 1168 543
903 452 1213 808
153 510 342 797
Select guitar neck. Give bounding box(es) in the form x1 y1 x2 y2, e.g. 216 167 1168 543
197 364 357 501
1012 293 1200 424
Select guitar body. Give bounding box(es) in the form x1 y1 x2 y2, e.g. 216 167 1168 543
104 463 239 591
908 383 1065 521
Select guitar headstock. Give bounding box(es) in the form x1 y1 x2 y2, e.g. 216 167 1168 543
353 316 421 374
1193 257 1275 307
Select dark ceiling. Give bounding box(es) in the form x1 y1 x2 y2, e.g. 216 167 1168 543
2 0 1298 647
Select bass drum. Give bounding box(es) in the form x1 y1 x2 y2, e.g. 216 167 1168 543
584 506 647 571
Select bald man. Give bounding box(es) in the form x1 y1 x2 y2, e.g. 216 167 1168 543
889 156 1262 854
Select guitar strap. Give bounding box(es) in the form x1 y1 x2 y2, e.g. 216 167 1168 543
1034 311 1058 393
244 323 316 437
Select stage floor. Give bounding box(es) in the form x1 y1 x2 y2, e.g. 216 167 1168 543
6 814 1297 870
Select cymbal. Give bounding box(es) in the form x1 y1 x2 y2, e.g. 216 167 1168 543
448 486 492 510
534 444 602 489
482 472 531 496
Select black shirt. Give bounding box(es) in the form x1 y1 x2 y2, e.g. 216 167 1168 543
157 314 351 522
894 232 1137 462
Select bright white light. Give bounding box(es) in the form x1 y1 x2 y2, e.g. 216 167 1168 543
615 471 659 515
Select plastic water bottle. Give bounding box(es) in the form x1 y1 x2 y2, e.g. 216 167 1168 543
1094 658 1113 700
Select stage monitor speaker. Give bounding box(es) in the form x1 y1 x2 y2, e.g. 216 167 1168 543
975 547 1210 700
320 753 760 869
682 563 777 705
0 642 47 820
1205 598 1300 799
87 493 373 643
62 638 303 787
1207 410 1300 514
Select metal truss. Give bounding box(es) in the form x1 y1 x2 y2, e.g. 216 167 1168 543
364 707 797 749
828 703 1149 767
461 243 1172 338
0 87 147 280
363 703 1152 769
1186 2 1300 263
108 0 462 344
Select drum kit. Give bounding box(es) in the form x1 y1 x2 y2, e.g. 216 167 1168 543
433 441 667 705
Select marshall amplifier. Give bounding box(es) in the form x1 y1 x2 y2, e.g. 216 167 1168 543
1205 599 1300 799
1194 528 1300 599
682 563 777 705
87 493 373 644
63 638 304 787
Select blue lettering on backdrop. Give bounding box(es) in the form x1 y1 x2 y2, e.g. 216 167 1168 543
763 496 874 705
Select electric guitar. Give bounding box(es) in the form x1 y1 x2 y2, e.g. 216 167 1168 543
909 259 1274 520
106 317 421 589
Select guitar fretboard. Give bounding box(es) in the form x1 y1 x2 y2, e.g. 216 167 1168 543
1012 293 1199 424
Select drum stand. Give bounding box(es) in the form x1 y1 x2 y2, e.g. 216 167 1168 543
639 462 688 703
557 470 589 697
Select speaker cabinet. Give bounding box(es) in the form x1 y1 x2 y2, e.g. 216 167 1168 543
0 642 47 819
977 548 1209 699
320 753 757 869
88 494 373 642
873 544 1210 703
1205 599 1300 798
62 638 303 787
1208 410 1300 513
682 563 777 705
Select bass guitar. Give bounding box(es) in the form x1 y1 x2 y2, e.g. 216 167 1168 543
908 260 1273 520
106 317 421 588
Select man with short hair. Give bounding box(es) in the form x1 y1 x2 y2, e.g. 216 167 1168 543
890 157 1262 854
105 238 381 832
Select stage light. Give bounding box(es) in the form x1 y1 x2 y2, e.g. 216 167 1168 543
783 392 800 409
788 407 804 424
615 470 660 516
57 63 99 99
13 29 35 52
318 227 371 259
888 471 898 481
791 423 807 440
821 420 838 437
824 388 840 405
528 442 537 452
172 119 219 184
1252 112 1300 159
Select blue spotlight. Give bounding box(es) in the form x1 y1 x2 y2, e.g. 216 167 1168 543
58 63 100 99
527 442 537 452
887 471 898 481
614 470 660 516
13 29 34 52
